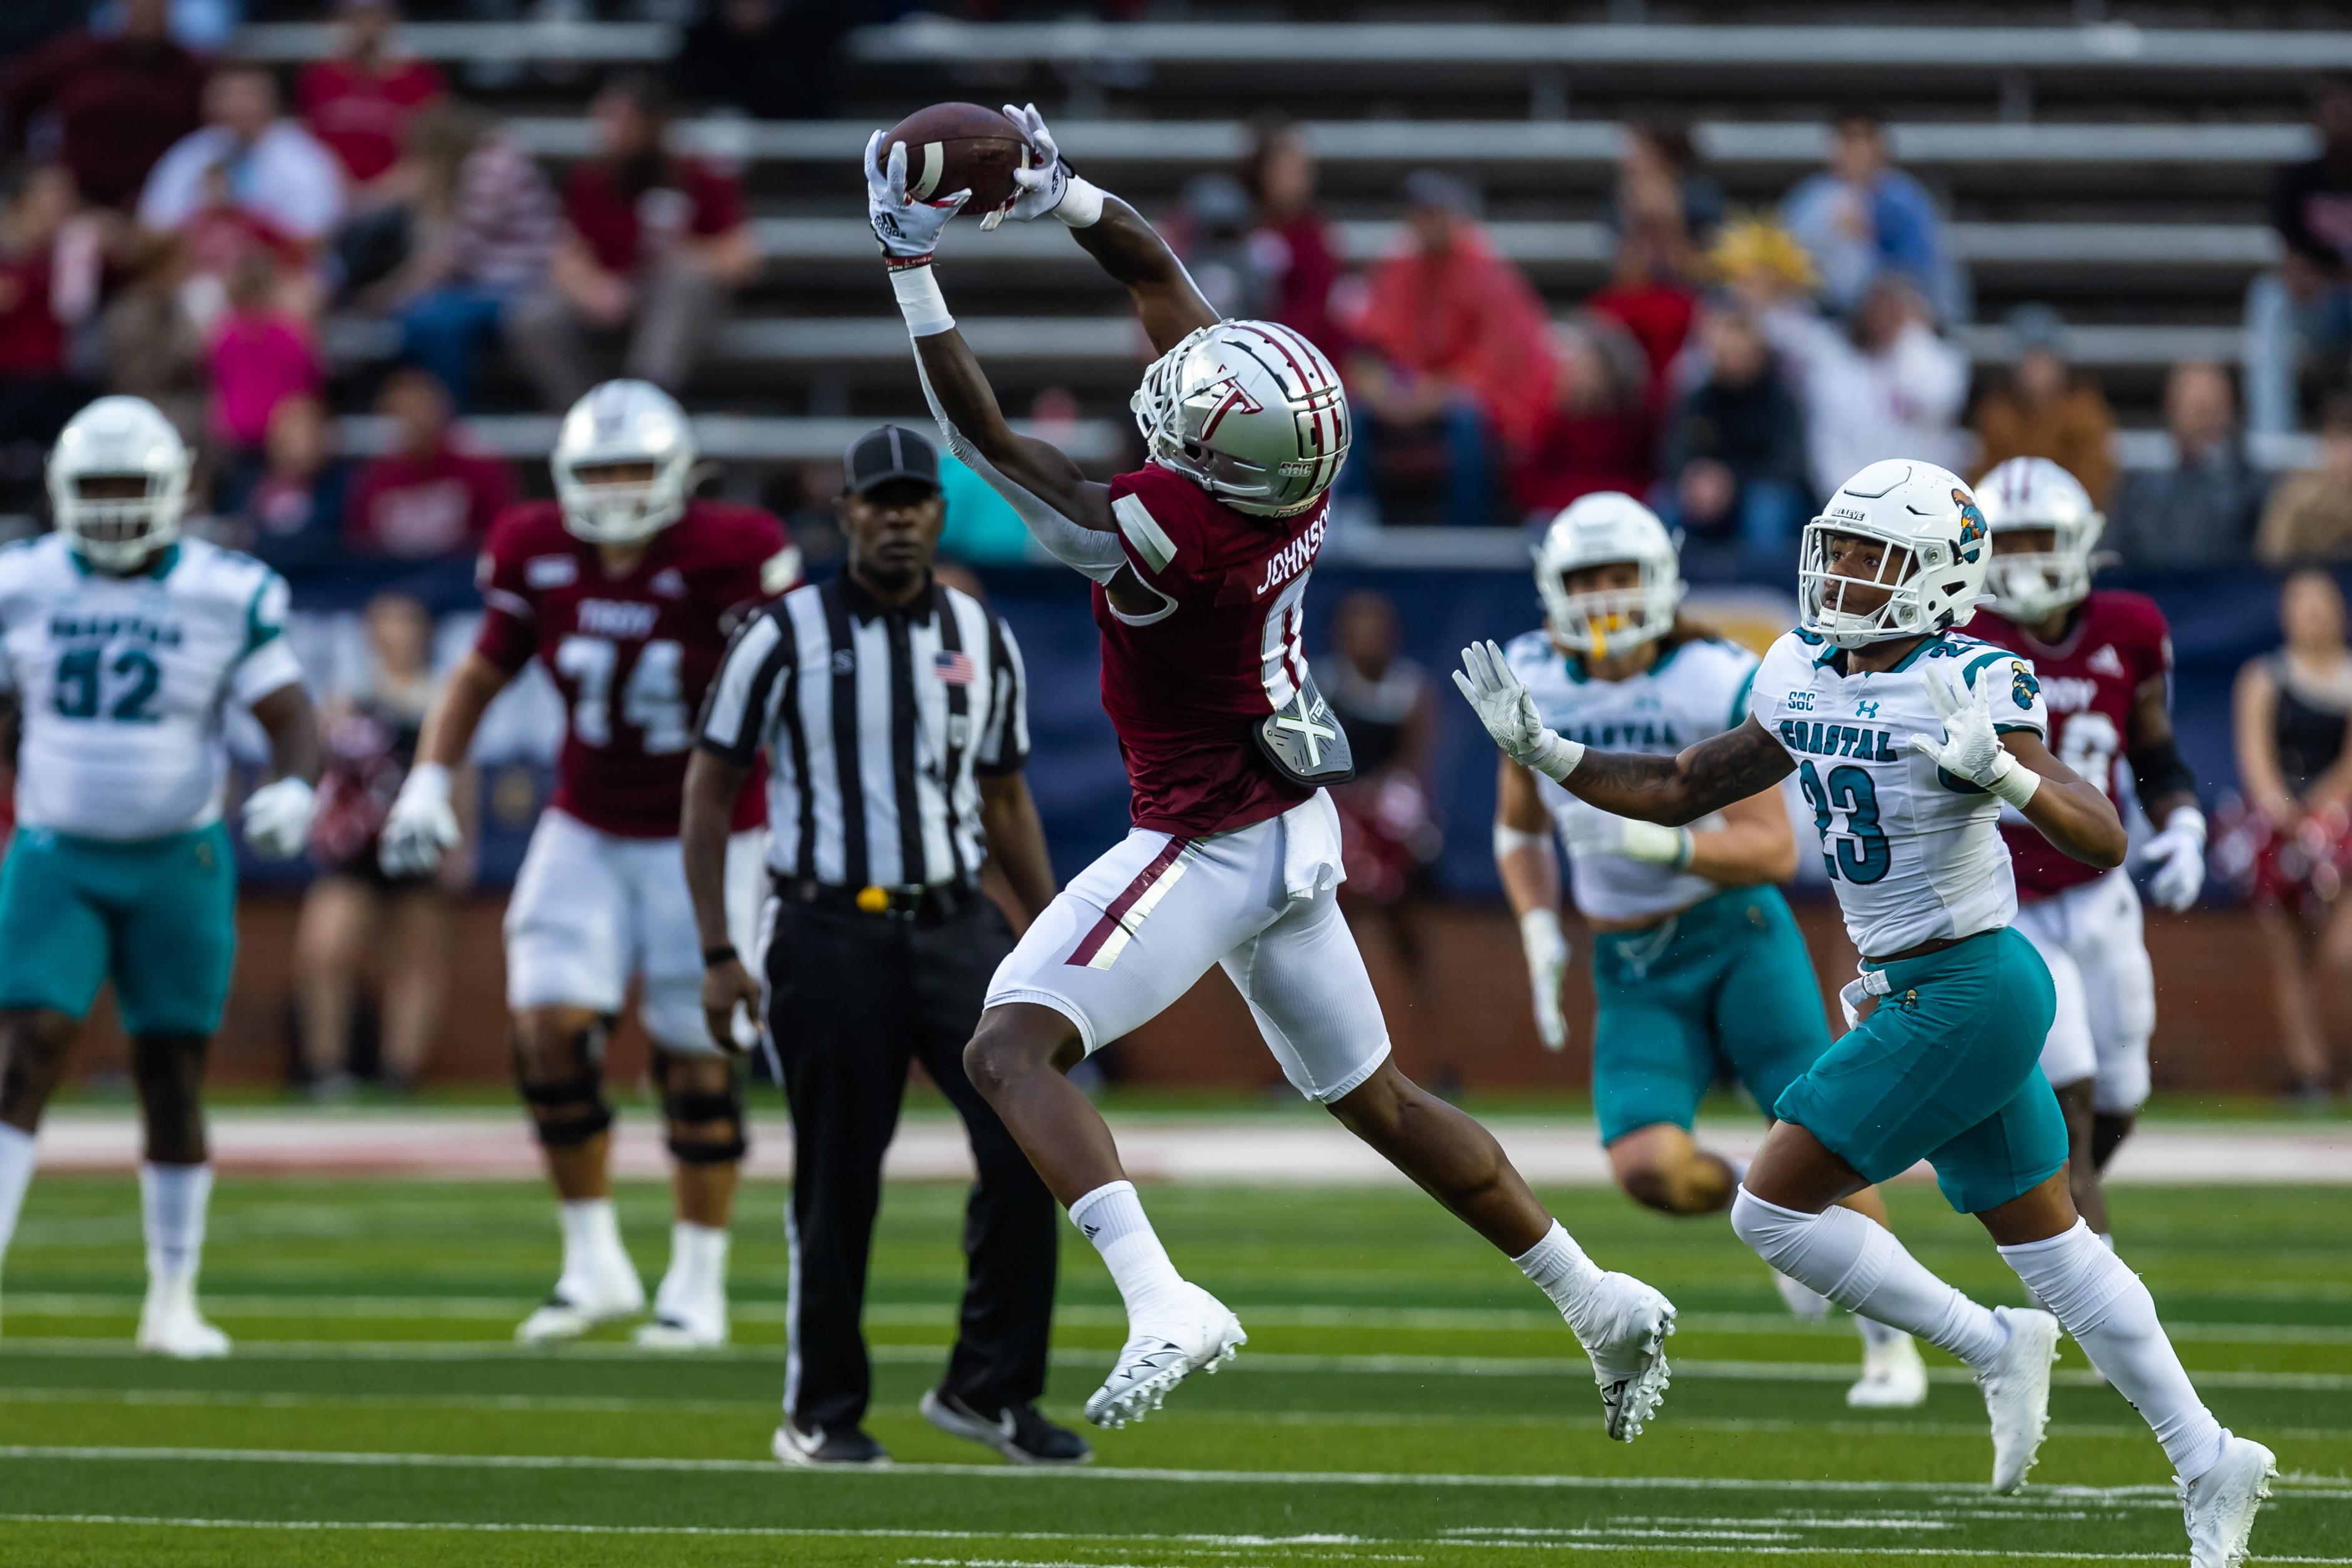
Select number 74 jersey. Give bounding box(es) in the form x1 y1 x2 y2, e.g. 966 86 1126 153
1750 628 2049 958
475 500 799 838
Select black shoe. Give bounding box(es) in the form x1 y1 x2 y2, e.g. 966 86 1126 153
771 1419 889 1467
921 1388 1092 1465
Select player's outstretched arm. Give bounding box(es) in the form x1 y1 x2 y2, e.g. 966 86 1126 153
1907 673 2125 869
1493 758 1570 1052
380 653 513 875
1455 641 1794 826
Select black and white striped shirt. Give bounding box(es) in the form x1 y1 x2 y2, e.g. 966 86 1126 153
697 574 1029 889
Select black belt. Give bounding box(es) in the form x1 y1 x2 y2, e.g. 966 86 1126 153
776 875 977 925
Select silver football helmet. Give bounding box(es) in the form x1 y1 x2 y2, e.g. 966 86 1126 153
1130 319 1349 517
48 396 190 573
1534 491 1684 657
553 379 697 544
1799 459 1992 649
1975 456 2103 623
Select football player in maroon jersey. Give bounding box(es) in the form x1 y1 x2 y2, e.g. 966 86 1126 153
379 380 801 1347
1971 456 2205 1243
864 107 1678 1439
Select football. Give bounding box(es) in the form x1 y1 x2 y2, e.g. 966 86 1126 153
881 102 1033 213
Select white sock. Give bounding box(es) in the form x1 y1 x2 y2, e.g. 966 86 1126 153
1069 1180 1186 1321
658 1221 729 1301
0 1124 34 1272
1731 1188 2009 1370
1999 1220 2225 1479
1855 1312 1910 1353
139 1161 213 1296
557 1198 627 1282
1512 1220 1606 1333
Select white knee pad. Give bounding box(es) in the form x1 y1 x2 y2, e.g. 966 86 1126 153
1728 1188 1892 1311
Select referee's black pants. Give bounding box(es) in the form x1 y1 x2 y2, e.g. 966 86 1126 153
764 894 1059 1434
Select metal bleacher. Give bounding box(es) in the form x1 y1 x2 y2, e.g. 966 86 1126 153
257 13 2343 490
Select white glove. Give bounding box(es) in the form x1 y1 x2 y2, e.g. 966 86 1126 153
1453 640 1584 782
1519 907 1571 1052
864 130 968 267
1907 669 2039 808
1564 811 1694 870
380 762 462 877
240 776 317 860
2136 808 2207 912
989 102 1067 229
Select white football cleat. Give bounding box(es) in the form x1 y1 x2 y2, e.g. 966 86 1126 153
1980 1306 2060 1493
1569 1271 1677 1441
2182 1430 2275 1568
633 1304 726 1350
1772 1268 1835 1323
136 1286 230 1359
516 1260 645 1344
1846 1330 1929 1409
1082 1282 1245 1429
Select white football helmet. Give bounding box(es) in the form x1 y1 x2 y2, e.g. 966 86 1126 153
1131 319 1348 517
47 395 190 572
552 380 697 544
1534 492 1685 657
1799 458 1992 649
1975 456 2103 623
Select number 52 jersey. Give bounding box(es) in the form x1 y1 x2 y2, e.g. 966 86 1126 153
474 500 798 837
0 535 305 841
1749 628 2048 958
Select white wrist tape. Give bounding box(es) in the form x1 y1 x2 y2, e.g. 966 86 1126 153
2165 806 2208 845
404 761 452 805
1519 906 1565 954
1988 753 2041 809
1493 822 1553 859
1056 176 1106 229
890 264 955 337
1528 732 1586 784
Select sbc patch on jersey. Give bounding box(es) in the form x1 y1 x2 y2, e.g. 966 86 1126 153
2009 661 2040 711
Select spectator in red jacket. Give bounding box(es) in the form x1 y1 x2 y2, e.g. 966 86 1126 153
1238 114 1349 361
1514 312 1656 516
506 72 758 410
345 366 513 560
296 0 446 197
2 0 210 212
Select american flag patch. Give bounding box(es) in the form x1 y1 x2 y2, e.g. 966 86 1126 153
932 649 976 686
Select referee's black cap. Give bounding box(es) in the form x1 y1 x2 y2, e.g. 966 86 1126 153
844 425 942 495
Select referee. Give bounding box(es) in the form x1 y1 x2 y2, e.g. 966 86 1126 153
684 425 1084 1469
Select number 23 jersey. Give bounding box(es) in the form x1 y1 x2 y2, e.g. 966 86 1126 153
1750 628 2048 958
0 535 305 841
475 500 798 838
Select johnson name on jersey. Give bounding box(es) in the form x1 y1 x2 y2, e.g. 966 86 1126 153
475 498 797 839
0 535 303 840
1750 629 2048 958
1971 590 2171 900
1095 461 1330 837
1506 628 1759 924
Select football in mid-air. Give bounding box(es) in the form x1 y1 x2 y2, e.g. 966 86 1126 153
882 102 1033 212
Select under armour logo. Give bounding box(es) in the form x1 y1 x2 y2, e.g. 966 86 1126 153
1855 701 1879 718
1273 692 1337 767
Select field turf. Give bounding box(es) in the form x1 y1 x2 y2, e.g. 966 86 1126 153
0 1156 2345 1566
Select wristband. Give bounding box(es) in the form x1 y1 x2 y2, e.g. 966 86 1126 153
702 945 738 969
1519 906 1566 955
1987 753 2041 809
2164 806 2208 845
1055 175 1106 229
890 264 956 337
1493 822 1552 859
1528 732 1586 785
402 760 452 804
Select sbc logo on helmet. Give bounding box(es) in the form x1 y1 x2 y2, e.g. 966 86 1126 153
1952 489 1989 563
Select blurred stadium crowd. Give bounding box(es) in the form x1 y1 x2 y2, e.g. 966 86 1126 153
6 0 2352 1101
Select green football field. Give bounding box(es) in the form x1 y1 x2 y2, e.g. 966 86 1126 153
0 1165 2345 1567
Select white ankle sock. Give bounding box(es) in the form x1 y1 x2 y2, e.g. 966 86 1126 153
0 1124 34 1273
1512 1220 1605 1329
1731 1188 2009 1370
1069 1180 1185 1321
1999 1220 2225 1479
140 1161 212 1293
658 1221 729 1302
557 1198 626 1280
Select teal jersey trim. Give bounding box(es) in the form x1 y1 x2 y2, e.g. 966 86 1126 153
1887 634 1949 674
1727 663 1760 729
242 576 285 656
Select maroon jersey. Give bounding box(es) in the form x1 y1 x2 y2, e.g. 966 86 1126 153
1973 589 2173 899
1094 463 1328 836
475 499 798 837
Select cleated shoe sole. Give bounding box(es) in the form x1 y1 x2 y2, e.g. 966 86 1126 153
1083 1285 1246 1430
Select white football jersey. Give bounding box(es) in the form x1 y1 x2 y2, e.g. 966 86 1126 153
1749 628 2049 959
0 535 304 840
1507 628 1758 924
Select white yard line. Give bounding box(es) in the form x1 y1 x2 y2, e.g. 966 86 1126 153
22 1112 2352 1183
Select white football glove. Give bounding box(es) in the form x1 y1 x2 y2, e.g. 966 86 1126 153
1453 640 1584 782
864 130 968 267
2136 809 2207 912
1519 907 1571 1052
1564 811 1694 870
240 776 317 860
380 762 462 877
989 102 1069 229
1906 669 2039 808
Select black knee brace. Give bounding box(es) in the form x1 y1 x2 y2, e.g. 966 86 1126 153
663 1083 747 1165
